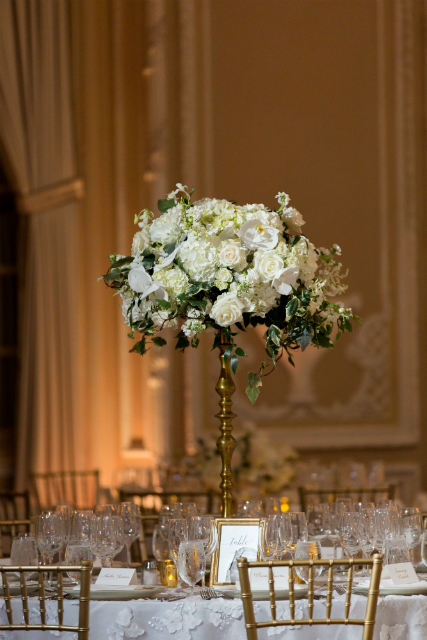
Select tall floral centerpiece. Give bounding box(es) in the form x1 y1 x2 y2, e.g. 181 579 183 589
102 184 359 516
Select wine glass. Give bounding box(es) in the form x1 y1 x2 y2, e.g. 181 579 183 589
188 516 217 586
259 516 281 560
168 518 189 566
265 498 281 515
339 512 361 559
172 502 197 518
70 511 96 545
400 508 422 565
94 504 116 516
65 544 93 583
353 502 375 512
90 515 124 567
158 505 173 540
177 541 206 593
335 498 352 517
374 507 399 544
306 504 330 539
286 512 308 556
118 503 141 567
237 500 263 518
35 513 66 585
152 525 170 561
294 540 323 583
383 536 409 565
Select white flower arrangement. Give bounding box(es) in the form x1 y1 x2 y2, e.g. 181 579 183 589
102 184 360 402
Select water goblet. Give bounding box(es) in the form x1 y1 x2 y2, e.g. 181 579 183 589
65 544 93 583
94 504 117 516
152 525 170 561
10 534 38 566
90 515 124 567
339 512 361 559
177 541 206 593
286 512 308 556
384 536 409 565
158 505 173 540
70 511 96 545
35 513 66 585
353 502 375 512
237 500 263 518
306 504 330 539
294 540 323 583
265 498 281 515
168 518 189 567
259 516 281 560
188 515 217 586
335 498 352 516
118 504 141 567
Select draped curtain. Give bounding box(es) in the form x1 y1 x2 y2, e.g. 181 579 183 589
0 0 82 488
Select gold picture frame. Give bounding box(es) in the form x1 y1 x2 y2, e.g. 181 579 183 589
210 518 265 586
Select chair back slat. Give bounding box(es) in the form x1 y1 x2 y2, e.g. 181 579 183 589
38 569 46 625
307 562 314 623
288 563 295 624
268 563 276 621
345 561 354 621
326 562 334 621
20 571 29 624
57 571 64 625
0 520 31 559
1 570 12 623
237 555 383 640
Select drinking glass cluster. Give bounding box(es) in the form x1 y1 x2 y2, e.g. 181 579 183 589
155 502 218 590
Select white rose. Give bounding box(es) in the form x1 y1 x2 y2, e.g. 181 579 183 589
210 290 245 327
216 268 233 283
253 250 284 282
237 219 279 250
219 240 247 270
131 228 150 256
128 262 168 300
272 265 300 296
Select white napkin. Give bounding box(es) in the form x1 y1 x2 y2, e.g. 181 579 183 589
0 559 11 566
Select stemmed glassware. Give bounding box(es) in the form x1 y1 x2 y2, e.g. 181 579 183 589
70 511 96 545
265 498 281 515
306 504 330 539
152 525 170 561
177 541 206 594
339 512 361 559
237 500 263 518
90 515 125 567
259 516 281 560
35 513 66 585
294 540 322 583
168 518 189 566
94 504 116 516
283 512 308 556
118 503 141 567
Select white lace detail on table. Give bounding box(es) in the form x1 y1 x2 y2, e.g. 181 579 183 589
266 602 304 636
107 605 145 640
379 624 407 640
148 600 202 640
206 597 243 630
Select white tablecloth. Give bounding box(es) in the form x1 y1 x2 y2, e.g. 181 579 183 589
0 593 426 640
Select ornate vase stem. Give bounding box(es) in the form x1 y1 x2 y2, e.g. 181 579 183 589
216 330 236 517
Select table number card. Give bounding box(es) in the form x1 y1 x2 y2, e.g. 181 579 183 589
388 563 419 585
96 568 139 586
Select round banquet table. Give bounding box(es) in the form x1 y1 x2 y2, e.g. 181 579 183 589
0 592 426 640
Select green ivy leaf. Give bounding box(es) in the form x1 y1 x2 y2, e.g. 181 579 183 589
129 337 147 356
224 345 233 362
175 331 190 351
187 281 211 296
163 242 177 255
110 256 133 269
152 336 167 349
158 198 176 214
230 354 238 374
191 300 207 312
286 298 299 321
296 326 313 352
246 371 262 404
156 299 171 310
235 347 247 357
268 325 281 347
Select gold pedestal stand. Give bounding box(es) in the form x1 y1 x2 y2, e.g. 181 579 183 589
215 330 236 517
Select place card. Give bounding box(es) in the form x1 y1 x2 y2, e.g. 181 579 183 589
95 568 139 586
387 562 419 585
249 566 289 590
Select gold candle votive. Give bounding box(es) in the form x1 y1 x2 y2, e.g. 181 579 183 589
159 560 178 588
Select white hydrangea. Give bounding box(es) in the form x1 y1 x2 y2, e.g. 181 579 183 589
239 284 279 317
178 232 219 282
121 294 152 326
151 309 178 329
153 265 189 296
149 205 183 245
282 206 305 235
190 198 246 234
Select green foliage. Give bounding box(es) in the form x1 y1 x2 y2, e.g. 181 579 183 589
246 371 262 404
157 198 176 213
152 336 167 349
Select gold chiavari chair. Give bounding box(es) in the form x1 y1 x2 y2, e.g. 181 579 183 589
31 470 100 511
237 554 383 640
118 489 216 515
0 520 32 559
0 561 91 639
298 485 395 512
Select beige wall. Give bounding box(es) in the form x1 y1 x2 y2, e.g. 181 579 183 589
72 0 427 495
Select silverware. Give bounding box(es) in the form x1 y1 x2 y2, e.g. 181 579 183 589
200 587 220 600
